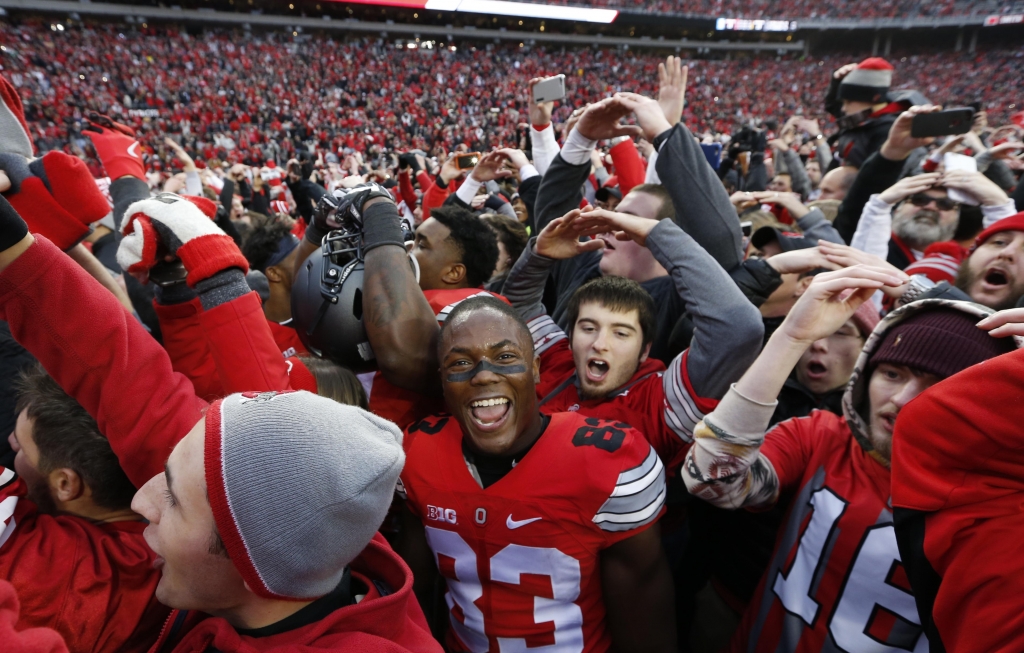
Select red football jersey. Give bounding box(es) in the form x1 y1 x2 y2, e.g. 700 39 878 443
399 412 666 653
370 289 505 430
529 315 717 472
729 411 928 653
267 317 308 359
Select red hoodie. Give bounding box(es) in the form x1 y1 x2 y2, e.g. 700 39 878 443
892 348 1024 653
0 237 440 653
147 534 437 653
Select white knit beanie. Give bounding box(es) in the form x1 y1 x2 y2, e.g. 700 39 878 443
204 391 404 599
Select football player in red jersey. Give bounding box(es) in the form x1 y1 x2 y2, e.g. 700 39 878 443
682 264 1018 653
501 206 763 471
396 295 677 653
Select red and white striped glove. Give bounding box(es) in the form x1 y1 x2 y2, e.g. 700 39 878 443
117 193 248 286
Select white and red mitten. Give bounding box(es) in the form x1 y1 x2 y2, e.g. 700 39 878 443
117 193 248 286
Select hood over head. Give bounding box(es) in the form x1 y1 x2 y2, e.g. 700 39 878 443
841 298 1023 464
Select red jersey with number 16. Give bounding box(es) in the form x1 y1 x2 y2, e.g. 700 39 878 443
399 411 666 653
729 410 928 653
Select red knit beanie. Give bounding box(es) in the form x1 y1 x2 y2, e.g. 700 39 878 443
970 211 1024 253
869 308 1013 379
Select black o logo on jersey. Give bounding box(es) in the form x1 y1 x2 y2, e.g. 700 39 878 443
572 417 627 453
409 415 449 435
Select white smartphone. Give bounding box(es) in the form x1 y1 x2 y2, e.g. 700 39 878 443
943 152 979 206
533 75 566 104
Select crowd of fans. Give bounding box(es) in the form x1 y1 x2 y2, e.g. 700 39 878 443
1 13 1024 653
509 0 1018 19
4 21 1022 179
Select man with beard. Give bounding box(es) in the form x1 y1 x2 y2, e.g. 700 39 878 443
850 169 1015 271
2 363 168 653
833 212 1024 313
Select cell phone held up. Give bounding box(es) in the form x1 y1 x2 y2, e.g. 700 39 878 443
532 75 567 104
910 108 975 138
456 153 480 170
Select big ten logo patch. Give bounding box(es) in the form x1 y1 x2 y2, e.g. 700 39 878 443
427 505 458 524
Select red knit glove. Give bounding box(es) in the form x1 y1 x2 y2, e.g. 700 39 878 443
0 151 111 250
82 112 145 181
117 193 248 287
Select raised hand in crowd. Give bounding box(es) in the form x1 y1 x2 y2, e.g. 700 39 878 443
468 150 513 183
877 172 943 204
939 169 1012 206
879 104 942 161
657 55 687 127
574 96 644 141
526 76 555 127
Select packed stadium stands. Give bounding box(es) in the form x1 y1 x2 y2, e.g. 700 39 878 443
3 20 1020 171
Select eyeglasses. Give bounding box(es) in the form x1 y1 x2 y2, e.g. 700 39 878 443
907 193 959 212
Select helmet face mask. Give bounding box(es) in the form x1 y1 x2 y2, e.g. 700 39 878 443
292 227 377 373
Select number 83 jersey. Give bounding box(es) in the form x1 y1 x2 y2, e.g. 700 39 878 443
399 412 667 653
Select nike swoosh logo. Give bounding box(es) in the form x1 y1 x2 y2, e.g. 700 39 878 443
127 142 139 158
506 515 542 530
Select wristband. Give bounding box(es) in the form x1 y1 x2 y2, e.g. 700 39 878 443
652 127 674 152
304 217 329 246
361 201 405 254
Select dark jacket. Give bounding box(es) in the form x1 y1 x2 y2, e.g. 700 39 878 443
825 77 905 170
771 375 845 426
833 150 907 245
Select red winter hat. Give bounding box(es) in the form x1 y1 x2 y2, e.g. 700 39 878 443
838 57 894 105
0 75 33 158
970 211 1024 253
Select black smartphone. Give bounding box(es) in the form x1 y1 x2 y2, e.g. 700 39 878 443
911 108 975 138
456 153 480 170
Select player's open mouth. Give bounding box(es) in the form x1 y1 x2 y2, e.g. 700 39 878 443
805 361 827 380
469 397 511 431
585 358 610 383
983 268 1009 288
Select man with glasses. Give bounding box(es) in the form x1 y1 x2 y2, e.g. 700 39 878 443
850 169 1015 270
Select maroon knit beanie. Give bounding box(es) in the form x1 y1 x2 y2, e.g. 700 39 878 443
869 308 1013 380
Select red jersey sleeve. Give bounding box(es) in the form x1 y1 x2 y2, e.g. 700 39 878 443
398 170 418 208
608 139 646 195
0 238 205 488
583 419 667 547
759 412 829 491
154 298 224 401
199 292 292 394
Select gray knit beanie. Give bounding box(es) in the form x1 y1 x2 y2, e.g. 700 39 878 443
204 390 404 599
0 75 33 159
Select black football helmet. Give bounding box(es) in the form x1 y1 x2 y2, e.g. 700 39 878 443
290 187 416 372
